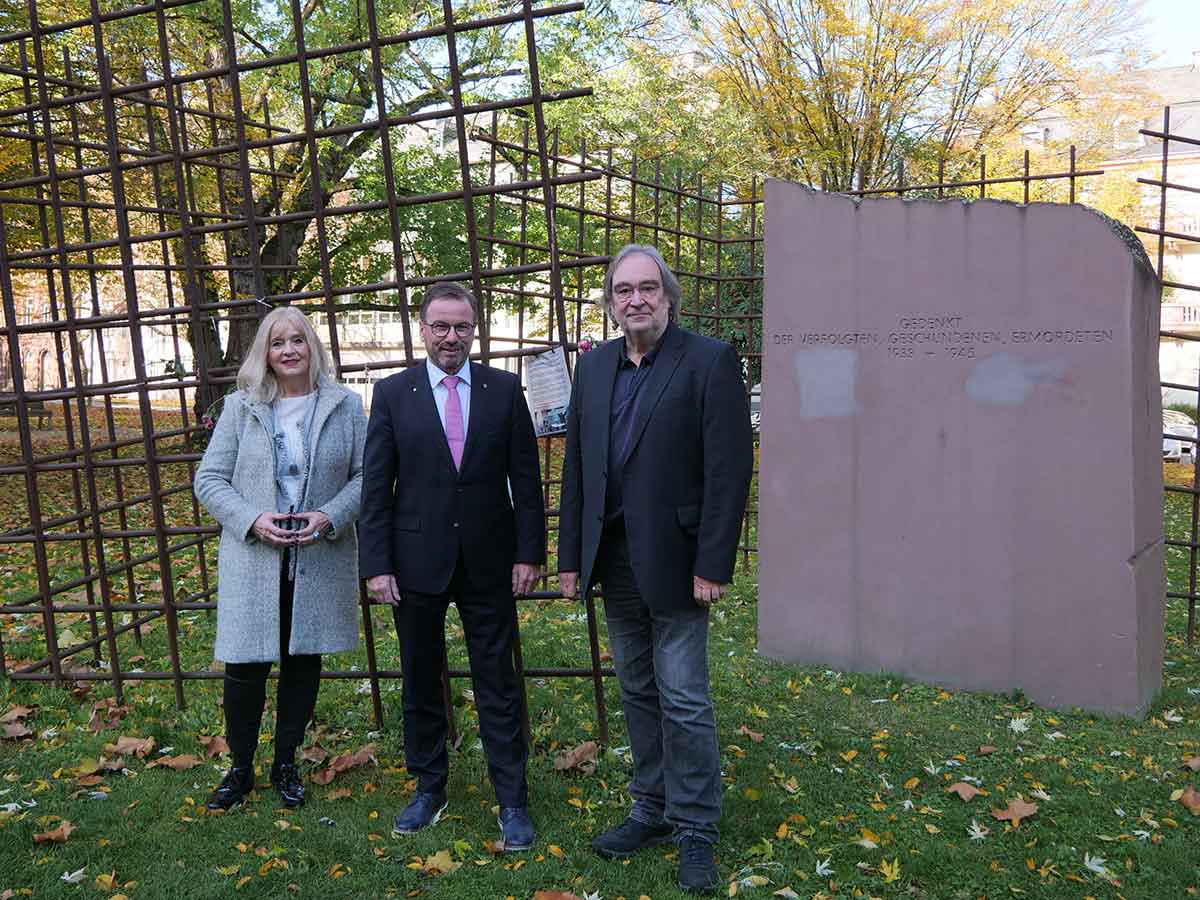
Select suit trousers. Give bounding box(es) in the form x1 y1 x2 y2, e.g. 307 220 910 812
393 558 528 808
597 522 721 843
223 550 322 768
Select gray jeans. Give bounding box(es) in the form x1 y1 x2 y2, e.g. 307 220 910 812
597 527 721 844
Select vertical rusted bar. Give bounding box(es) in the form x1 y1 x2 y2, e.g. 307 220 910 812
937 158 944 200
1023 149 1031 205
0 211 62 687
441 0 490 356
979 154 986 200
17 41 101 664
518 0 570 353
358 582 385 727
85 25 186 707
1069 145 1077 204
64 48 141 656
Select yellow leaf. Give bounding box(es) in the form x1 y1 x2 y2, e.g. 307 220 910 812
904 777 920 790
217 865 240 876
880 857 900 883
924 824 940 834
95 872 117 890
747 875 770 886
274 819 292 830
235 876 252 890
744 787 762 801
548 844 565 858
776 822 789 839
840 750 858 763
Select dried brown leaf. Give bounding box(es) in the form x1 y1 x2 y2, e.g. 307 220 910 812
148 754 203 771
1179 785 1200 816
103 736 155 758
534 892 585 900
977 745 997 756
1 722 32 740
299 745 328 764
311 767 337 786
198 735 230 758
33 821 75 843
990 796 1038 826
0 705 33 724
946 782 986 802
554 741 599 774
738 725 765 743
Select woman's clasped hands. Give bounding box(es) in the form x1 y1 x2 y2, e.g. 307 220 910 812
251 510 332 547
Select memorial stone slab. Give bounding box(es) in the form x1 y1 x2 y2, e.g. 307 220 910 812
758 180 1163 717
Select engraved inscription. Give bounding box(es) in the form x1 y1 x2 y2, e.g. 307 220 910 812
796 315 1115 361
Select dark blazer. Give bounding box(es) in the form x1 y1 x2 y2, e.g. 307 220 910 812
359 361 545 595
558 325 754 613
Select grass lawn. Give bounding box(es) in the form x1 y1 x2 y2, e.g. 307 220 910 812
0 452 1198 898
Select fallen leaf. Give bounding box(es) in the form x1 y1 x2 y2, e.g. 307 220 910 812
1178 785 1200 816
2 723 32 740
147 754 202 771
547 844 565 858
34 821 76 843
738 725 764 743
903 776 920 790
103 736 154 759
199 735 230 758
328 743 378 773
311 767 337 785
978 745 997 756
554 741 599 775
299 746 328 764
95 872 117 890
880 857 900 883
420 849 461 875
947 782 986 801
991 796 1039 827
1183 757 1200 772
533 892 584 900
0 705 33 723
325 786 353 800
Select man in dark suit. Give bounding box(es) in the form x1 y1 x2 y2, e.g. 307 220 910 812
559 245 753 894
359 282 544 851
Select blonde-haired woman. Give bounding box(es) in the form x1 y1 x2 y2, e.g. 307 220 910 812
194 306 366 810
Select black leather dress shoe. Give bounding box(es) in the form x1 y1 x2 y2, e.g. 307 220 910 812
270 762 305 808
205 766 254 811
592 816 675 859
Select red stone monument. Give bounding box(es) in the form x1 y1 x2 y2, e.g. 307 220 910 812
758 181 1163 716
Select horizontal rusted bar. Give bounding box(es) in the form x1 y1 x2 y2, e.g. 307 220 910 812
1139 129 1200 148
7 666 618 682
0 526 218 544
850 168 1104 196
1138 177 1200 196
1136 225 1200 244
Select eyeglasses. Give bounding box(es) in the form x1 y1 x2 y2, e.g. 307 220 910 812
612 281 662 302
425 320 475 338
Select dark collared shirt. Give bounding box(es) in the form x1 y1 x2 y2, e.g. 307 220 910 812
604 323 673 524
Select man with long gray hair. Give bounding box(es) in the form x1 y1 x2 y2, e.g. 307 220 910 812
558 244 754 893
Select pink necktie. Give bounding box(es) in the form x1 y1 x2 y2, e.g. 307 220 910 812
442 375 465 470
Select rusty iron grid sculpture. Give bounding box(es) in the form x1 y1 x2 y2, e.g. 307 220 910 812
0 0 1195 739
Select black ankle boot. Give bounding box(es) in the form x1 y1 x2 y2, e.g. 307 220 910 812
206 766 254 811
270 761 305 808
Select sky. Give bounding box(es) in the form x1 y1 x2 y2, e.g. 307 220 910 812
1141 0 1199 67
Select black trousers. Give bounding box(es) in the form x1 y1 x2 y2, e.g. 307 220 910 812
223 552 322 768
393 560 527 808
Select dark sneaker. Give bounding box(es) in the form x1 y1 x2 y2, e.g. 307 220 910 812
391 791 448 835
498 806 535 852
592 816 674 859
270 762 305 809
205 766 254 811
678 837 719 894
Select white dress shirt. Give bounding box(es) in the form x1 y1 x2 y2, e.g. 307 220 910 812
426 358 471 439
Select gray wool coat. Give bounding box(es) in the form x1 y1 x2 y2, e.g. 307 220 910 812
193 374 367 663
